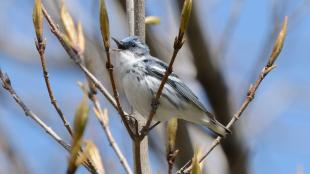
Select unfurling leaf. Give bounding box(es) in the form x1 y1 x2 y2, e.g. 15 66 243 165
67 94 89 174
76 141 105 174
32 0 43 41
190 148 202 174
145 16 161 25
73 94 89 141
99 0 110 49
67 138 82 174
268 16 288 67
77 22 85 53
167 118 178 152
179 0 192 34
61 4 77 45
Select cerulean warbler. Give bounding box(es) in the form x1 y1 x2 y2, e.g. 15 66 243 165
112 36 230 136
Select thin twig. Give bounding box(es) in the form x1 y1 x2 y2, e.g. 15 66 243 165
167 149 180 174
40 5 126 173
41 5 115 105
88 88 133 174
41 5 135 139
35 38 73 136
99 0 135 139
177 16 288 174
99 0 137 140
102 40 135 140
0 69 100 173
0 70 71 151
179 65 277 173
133 1 189 172
140 34 184 138
140 0 192 138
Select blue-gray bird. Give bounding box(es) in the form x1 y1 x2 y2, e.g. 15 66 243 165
112 36 230 136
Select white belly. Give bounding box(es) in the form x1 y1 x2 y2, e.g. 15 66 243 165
122 74 179 122
114 51 209 124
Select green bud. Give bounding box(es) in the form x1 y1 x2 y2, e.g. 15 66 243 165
99 0 110 49
77 22 85 53
145 16 161 25
268 16 288 67
76 141 105 174
179 0 192 34
61 4 78 45
32 0 43 41
167 118 178 152
73 95 89 141
190 148 202 174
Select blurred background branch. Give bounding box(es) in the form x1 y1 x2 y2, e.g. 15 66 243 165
0 123 30 174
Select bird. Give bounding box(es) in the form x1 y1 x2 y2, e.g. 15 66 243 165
111 36 230 137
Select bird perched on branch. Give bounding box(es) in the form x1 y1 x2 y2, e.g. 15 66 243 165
112 36 230 137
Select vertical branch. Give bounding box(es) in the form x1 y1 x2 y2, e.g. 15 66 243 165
134 0 145 42
126 0 134 36
132 1 150 174
133 140 142 174
133 0 192 172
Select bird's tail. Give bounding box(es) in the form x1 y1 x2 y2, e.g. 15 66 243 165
204 119 231 137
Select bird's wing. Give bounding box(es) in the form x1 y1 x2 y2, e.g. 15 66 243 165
143 57 215 119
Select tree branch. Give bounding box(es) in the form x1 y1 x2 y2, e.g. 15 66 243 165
41 5 136 139
131 1 151 173
87 83 133 174
35 37 73 136
126 0 134 35
0 69 71 151
140 0 193 139
178 16 288 174
140 36 184 137
175 1 248 173
134 0 145 42
0 69 99 173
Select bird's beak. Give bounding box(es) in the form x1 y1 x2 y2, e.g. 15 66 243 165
112 37 125 49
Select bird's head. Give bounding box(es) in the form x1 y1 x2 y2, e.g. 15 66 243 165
112 36 149 56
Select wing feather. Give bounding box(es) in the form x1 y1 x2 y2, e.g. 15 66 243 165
142 57 215 119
